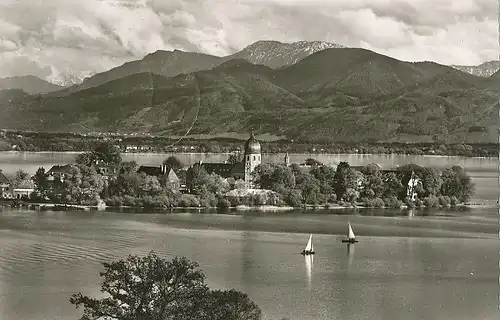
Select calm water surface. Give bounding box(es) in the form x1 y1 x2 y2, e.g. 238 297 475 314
0 208 497 320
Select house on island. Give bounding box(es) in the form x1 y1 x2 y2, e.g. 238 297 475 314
46 165 73 182
346 164 421 201
12 186 35 199
11 176 35 200
406 171 419 201
0 169 35 199
186 132 262 191
138 164 183 192
0 170 11 199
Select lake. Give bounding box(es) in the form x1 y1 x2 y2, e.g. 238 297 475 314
0 207 498 320
0 152 498 204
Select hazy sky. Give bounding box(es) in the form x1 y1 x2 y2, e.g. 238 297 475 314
0 0 497 84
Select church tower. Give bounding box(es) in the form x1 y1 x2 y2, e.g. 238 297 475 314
244 132 261 188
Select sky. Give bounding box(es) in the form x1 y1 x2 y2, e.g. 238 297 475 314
0 0 498 85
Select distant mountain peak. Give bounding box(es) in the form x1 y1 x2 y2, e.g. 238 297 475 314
451 60 500 77
228 40 346 68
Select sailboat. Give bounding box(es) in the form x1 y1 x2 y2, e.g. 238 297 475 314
301 234 315 255
341 222 358 243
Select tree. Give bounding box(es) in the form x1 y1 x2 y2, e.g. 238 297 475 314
11 169 34 189
360 164 384 199
109 163 142 197
333 163 360 201
419 167 442 197
284 189 303 207
397 164 424 186
336 161 350 173
309 165 336 195
76 152 97 168
253 164 295 192
227 153 241 164
93 142 122 168
60 165 104 205
32 167 49 198
77 142 122 169
187 166 209 195
70 252 262 320
201 173 230 196
162 156 184 170
295 174 321 205
234 179 246 189
382 172 404 198
204 289 262 320
440 166 475 203
138 173 162 197
118 161 139 174
304 158 323 166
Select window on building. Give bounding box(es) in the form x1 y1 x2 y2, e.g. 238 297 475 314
253 156 256 161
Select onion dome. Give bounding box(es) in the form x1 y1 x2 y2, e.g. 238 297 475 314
244 132 261 154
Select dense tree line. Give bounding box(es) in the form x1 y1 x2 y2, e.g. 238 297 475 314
22 141 475 210
251 161 475 209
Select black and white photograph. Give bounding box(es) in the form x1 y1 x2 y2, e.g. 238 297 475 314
0 0 498 319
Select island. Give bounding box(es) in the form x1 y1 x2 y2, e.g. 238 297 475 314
0 133 478 212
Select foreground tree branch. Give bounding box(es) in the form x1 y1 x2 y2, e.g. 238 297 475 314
70 252 262 320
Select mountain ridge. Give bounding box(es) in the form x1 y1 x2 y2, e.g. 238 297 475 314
451 60 500 78
6 40 498 89
0 76 64 94
0 46 497 144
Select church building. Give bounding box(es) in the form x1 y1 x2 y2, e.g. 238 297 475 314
186 132 262 190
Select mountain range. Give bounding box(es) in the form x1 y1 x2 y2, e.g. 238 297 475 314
452 61 500 78
0 76 63 94
0 40 498 144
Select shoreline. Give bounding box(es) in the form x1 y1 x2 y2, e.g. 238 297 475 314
0 150 497 159
1 200 496 212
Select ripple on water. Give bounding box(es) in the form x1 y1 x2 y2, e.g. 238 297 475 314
0 239 126 281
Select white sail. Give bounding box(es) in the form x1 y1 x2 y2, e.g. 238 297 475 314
348 222 355 239
304 234 313 251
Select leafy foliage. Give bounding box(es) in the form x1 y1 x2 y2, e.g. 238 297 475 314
31 142 476 209
69 252 262 320
11 169 34 189
32 167 49 198
162 156 184 170
76 142 122 169
440 166 476 202
58 165 104 205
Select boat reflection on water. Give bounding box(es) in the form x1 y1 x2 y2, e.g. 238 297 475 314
304 253 313 288
408 209 414 219
347 243 355 266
